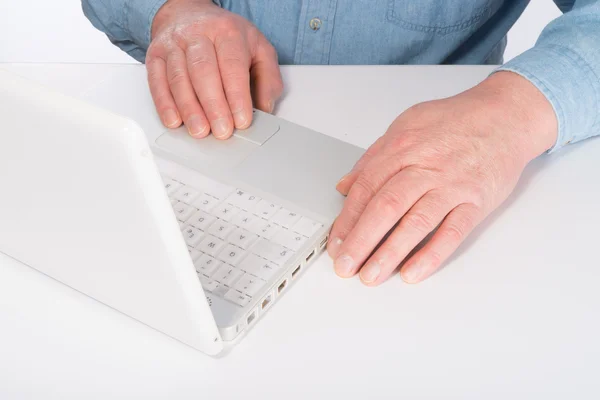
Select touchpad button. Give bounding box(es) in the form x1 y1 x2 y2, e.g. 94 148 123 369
233 110 280 145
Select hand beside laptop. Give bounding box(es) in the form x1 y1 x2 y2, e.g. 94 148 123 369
145 1 558 286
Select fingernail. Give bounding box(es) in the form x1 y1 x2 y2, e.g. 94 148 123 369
187 115 208 137
327 237 343 259
402 260 428 283
163 109 180 128
267 100 274 113
336 173 350 187
334 255 355 278
360 260 381 284
212 118 231 139
233 110 250 129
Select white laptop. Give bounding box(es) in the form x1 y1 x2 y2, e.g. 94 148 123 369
0 68 363 355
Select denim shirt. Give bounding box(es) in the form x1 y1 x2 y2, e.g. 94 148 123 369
82 0 600 152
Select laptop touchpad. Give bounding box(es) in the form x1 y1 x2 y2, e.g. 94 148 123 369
155 128 257 169
154 110 280 169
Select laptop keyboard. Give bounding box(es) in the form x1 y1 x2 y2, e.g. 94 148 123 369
162 175 323 308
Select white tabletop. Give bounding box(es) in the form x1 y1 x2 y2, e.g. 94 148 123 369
1 63 599 400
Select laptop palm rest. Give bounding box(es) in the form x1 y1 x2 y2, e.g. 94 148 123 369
154 110 282 168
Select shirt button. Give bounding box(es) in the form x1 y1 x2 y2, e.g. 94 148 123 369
309 17 322 31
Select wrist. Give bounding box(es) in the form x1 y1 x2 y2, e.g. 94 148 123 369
151 0 215 39
468 71 558 164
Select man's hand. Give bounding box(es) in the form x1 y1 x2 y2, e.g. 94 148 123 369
147 0 283 138
328 71 558 285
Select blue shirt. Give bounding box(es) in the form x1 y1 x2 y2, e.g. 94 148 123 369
82 0 600 152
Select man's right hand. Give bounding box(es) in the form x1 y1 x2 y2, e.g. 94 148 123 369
147 0 283 139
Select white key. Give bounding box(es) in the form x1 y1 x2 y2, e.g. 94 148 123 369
292 216 323 238
239 253 279 280
188 247 202 261
197 235 225 257
192 193 220 212
194 253 223 277
211 284 229 298
253 199 281 220
271 228 308 251
172 202 197 222
213 204 240 222
231 210 259 230
216 244 247 266
163 177 183 195
248 220 280 239
232 274 266 297
200 278 220 293
251 238 295 265
178 220 186 228
271 208 302 229
224 289 251 307
173 186 201 204
228 228 258 250
225 189 262 211
207 220 236 240
181 225 204 247
186 210 216 231
212 264 244 287
170 198 179 206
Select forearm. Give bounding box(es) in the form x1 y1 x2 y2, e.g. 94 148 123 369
496 0 600 152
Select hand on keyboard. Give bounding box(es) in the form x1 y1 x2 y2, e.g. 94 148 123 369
163 175 322 307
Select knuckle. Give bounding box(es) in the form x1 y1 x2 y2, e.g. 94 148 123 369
167 67 188 86
402 211 436 234
427 250 443 269
375 190 406 217
441 223 465 243
349 178 377 208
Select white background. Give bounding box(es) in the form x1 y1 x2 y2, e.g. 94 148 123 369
0 0 562 64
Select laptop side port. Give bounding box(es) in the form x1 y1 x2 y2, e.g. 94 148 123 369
247 310 257 325
306 250 315 262
320 236 328 249
278 279 288 294
292 265 302 279
261 294 272 310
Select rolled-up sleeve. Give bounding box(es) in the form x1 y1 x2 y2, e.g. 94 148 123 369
82 0 168 63
496 0 600 152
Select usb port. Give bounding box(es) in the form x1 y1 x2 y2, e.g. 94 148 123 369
320 236 328 249
278 280 288 294
247 311 256 325
292 265 302 279
306 250 315 262
261 295 272 309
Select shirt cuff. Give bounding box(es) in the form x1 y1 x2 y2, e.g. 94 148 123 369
495 45 600 153
125 0 169 50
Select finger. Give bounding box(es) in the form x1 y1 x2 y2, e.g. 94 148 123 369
331 169 434 278
186 37 234 139
358 191 458 286
166 47 210 137
327 154 407 260
250 37 283 113
147 57 182 128
336 136 386 195
214 35 253 130
400 203 482 284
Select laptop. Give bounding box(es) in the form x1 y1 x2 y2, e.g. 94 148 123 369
0 68 363 355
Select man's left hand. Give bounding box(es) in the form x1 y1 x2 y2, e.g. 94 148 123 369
328 71 558 285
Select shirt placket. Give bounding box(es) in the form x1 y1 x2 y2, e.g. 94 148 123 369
293 0 338 65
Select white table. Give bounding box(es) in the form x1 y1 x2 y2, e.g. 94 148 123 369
1 64 599 400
